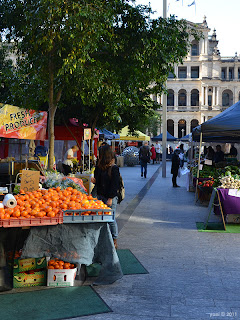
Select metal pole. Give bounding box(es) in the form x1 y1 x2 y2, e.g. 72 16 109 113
83 140 85 173
162 0 167 177
88 140 90 172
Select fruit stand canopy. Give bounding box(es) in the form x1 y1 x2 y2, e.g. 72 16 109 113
193 101 240 141
116 126 150 141
152 131 177 141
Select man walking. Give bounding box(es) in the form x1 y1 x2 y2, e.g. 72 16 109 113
155 141 161 163
139 141 150 178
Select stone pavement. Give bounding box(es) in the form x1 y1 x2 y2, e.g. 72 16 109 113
74 162 240 320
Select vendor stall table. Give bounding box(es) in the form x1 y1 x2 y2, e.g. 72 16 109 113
0 223 123 289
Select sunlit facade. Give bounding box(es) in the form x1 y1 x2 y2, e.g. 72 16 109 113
152 17 240 138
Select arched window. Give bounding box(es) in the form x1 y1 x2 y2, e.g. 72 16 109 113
191 119 199 132
167 89 174 106
191 41 199 56
167 119 174 136
222 90 233 107
178 90 187 106
191 89 199 106
178 119 186 138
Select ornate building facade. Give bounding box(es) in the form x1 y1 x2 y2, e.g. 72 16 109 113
152 17 240 138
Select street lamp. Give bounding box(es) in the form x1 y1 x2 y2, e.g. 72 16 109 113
162 0 167 178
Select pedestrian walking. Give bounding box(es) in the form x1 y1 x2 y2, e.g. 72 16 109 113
171 149 180 188
150 144 156 164
91 145 120 248
155 141 161 163
179 144 184 168
139 141 150 178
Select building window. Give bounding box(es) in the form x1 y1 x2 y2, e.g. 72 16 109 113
178 90 187 106
191 66 199 79
208 95 212 107
191 41 199 56
178 67 187 79
191 89 199 106
238 68 240 79
178 119 186 138
222 90 233 107
168 71 174 79
229 67 234 80
167 119 174 136
221 68 227 80
191 119 199 132
167 90 174 106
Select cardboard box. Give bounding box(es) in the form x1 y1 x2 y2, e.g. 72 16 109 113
47 268 77 287
226 214 240 224
13 257 47 274
13 270 47 288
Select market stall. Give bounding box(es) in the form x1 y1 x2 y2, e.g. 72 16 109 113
0 105 121 291
190 101 240 227
0 178 123 290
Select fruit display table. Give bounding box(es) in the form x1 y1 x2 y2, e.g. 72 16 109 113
0 222 123 289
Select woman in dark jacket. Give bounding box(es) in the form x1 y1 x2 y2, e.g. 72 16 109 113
92 145 120 248
171 150 180 188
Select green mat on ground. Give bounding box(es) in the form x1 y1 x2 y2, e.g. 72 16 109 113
197 222 240 233
0 286 111 320
87 249 148 277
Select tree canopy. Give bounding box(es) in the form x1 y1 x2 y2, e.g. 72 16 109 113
0 0 197 167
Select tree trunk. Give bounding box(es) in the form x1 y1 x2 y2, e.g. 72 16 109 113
48 56 62 169
48 103 57 169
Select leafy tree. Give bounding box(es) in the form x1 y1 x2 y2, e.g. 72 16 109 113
0 0 197 167
0 43 13 101
0 0 122 167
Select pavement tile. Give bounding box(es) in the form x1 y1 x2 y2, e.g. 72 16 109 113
65 164 240 320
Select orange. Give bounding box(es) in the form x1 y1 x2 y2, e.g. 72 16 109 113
21 211 28 217
24 194 30 201
4 213 10 219
12 210 21 218
47 211 55 218
48 260 55 266
37 212 45 218
0 212 4 219
63 262 70 269
17 199 24 206
48 266 54 269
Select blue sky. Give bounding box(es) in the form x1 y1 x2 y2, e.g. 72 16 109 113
133 0 240 57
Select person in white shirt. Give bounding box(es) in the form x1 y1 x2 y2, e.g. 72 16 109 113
62 145 79 175
155 142 161 163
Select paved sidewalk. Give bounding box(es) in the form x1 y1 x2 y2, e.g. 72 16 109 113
75 163 240 320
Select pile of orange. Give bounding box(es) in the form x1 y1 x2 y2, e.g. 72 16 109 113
0 187 111 220
47 259 76 270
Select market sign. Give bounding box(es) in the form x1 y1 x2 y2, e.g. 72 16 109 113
0 103 48 140
20 170 40 192
84 128 91 140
